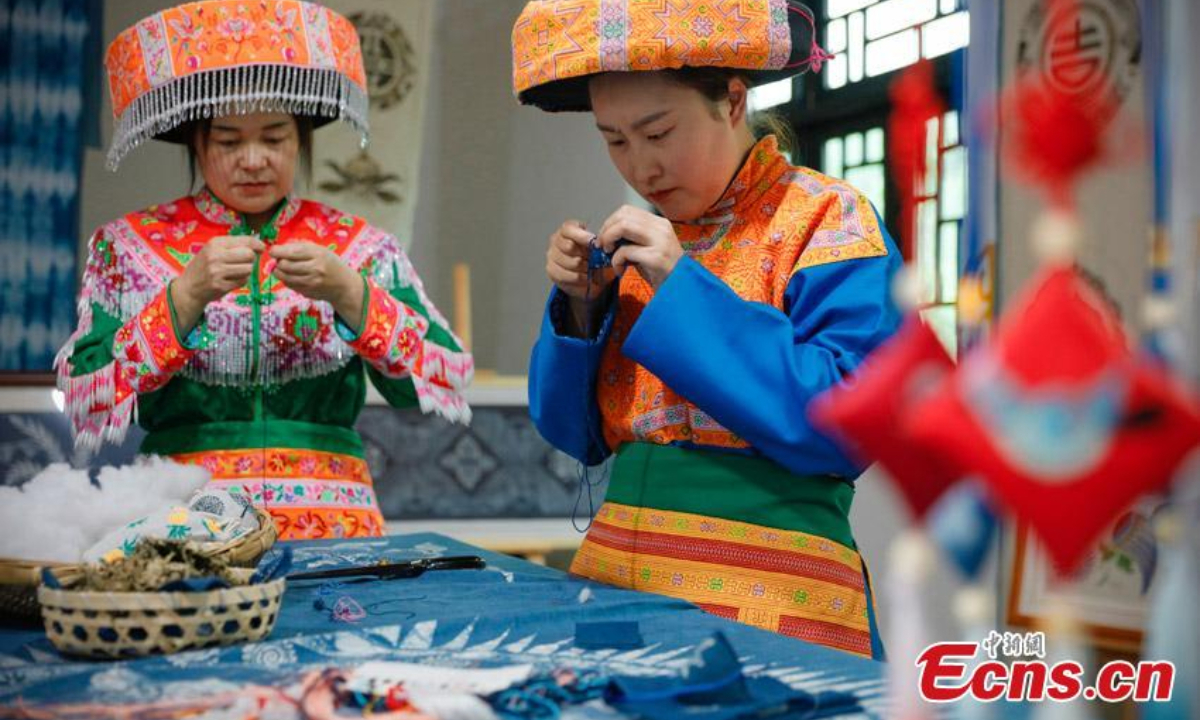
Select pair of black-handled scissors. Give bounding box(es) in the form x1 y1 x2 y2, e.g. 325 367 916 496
286 555 486 582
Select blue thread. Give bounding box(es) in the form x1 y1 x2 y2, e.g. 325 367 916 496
491 670 610 720
573 237 617 533
311 581 350 612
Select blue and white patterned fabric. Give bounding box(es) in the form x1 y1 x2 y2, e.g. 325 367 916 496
0 0 87 371
0 534 886 718
0 407 603 518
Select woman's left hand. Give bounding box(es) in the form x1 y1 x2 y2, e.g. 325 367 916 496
269 241 364 328
596 205 684 290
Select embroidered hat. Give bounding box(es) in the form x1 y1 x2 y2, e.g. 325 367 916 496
104 0 369 169
512 0 830 111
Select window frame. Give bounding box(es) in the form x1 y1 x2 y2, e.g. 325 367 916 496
780 57 962 252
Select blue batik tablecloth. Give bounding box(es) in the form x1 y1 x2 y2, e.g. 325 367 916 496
0 533 887 717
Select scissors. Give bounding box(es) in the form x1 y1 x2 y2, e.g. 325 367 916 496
287 555 486 582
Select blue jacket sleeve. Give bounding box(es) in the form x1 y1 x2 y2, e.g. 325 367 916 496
620 235 903 479
527 287 615 465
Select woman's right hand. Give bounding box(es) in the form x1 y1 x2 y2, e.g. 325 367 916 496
171 235 267 332
546 220 613 301
176 235 267 304
546 220 616 337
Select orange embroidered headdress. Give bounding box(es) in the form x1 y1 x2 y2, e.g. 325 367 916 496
512 0 829 111
104 0 369 169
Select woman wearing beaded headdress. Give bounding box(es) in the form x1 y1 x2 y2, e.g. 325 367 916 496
516 0 901 657
57 0 472 541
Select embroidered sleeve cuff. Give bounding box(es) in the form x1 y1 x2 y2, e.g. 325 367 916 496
529 288 613 465
345 280 431 375
112 288 196 394
165 280 211 350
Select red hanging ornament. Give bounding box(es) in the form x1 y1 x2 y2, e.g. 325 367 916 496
997 0 1116 210
1000 77 1113 211
904 266 1200 574
810 317 961 520
888 60 945 260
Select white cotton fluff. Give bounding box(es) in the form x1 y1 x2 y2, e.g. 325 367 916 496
0 458 210 563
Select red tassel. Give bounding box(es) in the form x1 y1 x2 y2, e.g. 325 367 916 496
888 60 945 261
1000 76 1113 211
998 0 1116 210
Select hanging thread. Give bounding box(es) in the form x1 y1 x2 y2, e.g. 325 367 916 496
571 236 620 533
310 582 424 623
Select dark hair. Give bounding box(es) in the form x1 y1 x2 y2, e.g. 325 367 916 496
662 67 797 155
184 115 314 191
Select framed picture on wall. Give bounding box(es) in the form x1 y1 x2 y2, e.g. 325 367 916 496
1006 497 1168 653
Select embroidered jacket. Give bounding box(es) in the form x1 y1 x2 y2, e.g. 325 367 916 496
56 189 473 453
529 135 902 478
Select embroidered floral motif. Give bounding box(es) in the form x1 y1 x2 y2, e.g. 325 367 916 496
194 187 240 225
349 283 428 371
173 448 371 482
283 306 330 347
270 508 383 540
181 448 384 541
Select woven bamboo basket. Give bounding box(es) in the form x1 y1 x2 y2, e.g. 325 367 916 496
0 560 81 625
195 505 279 567
38 569 285 659
0 505 277 625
